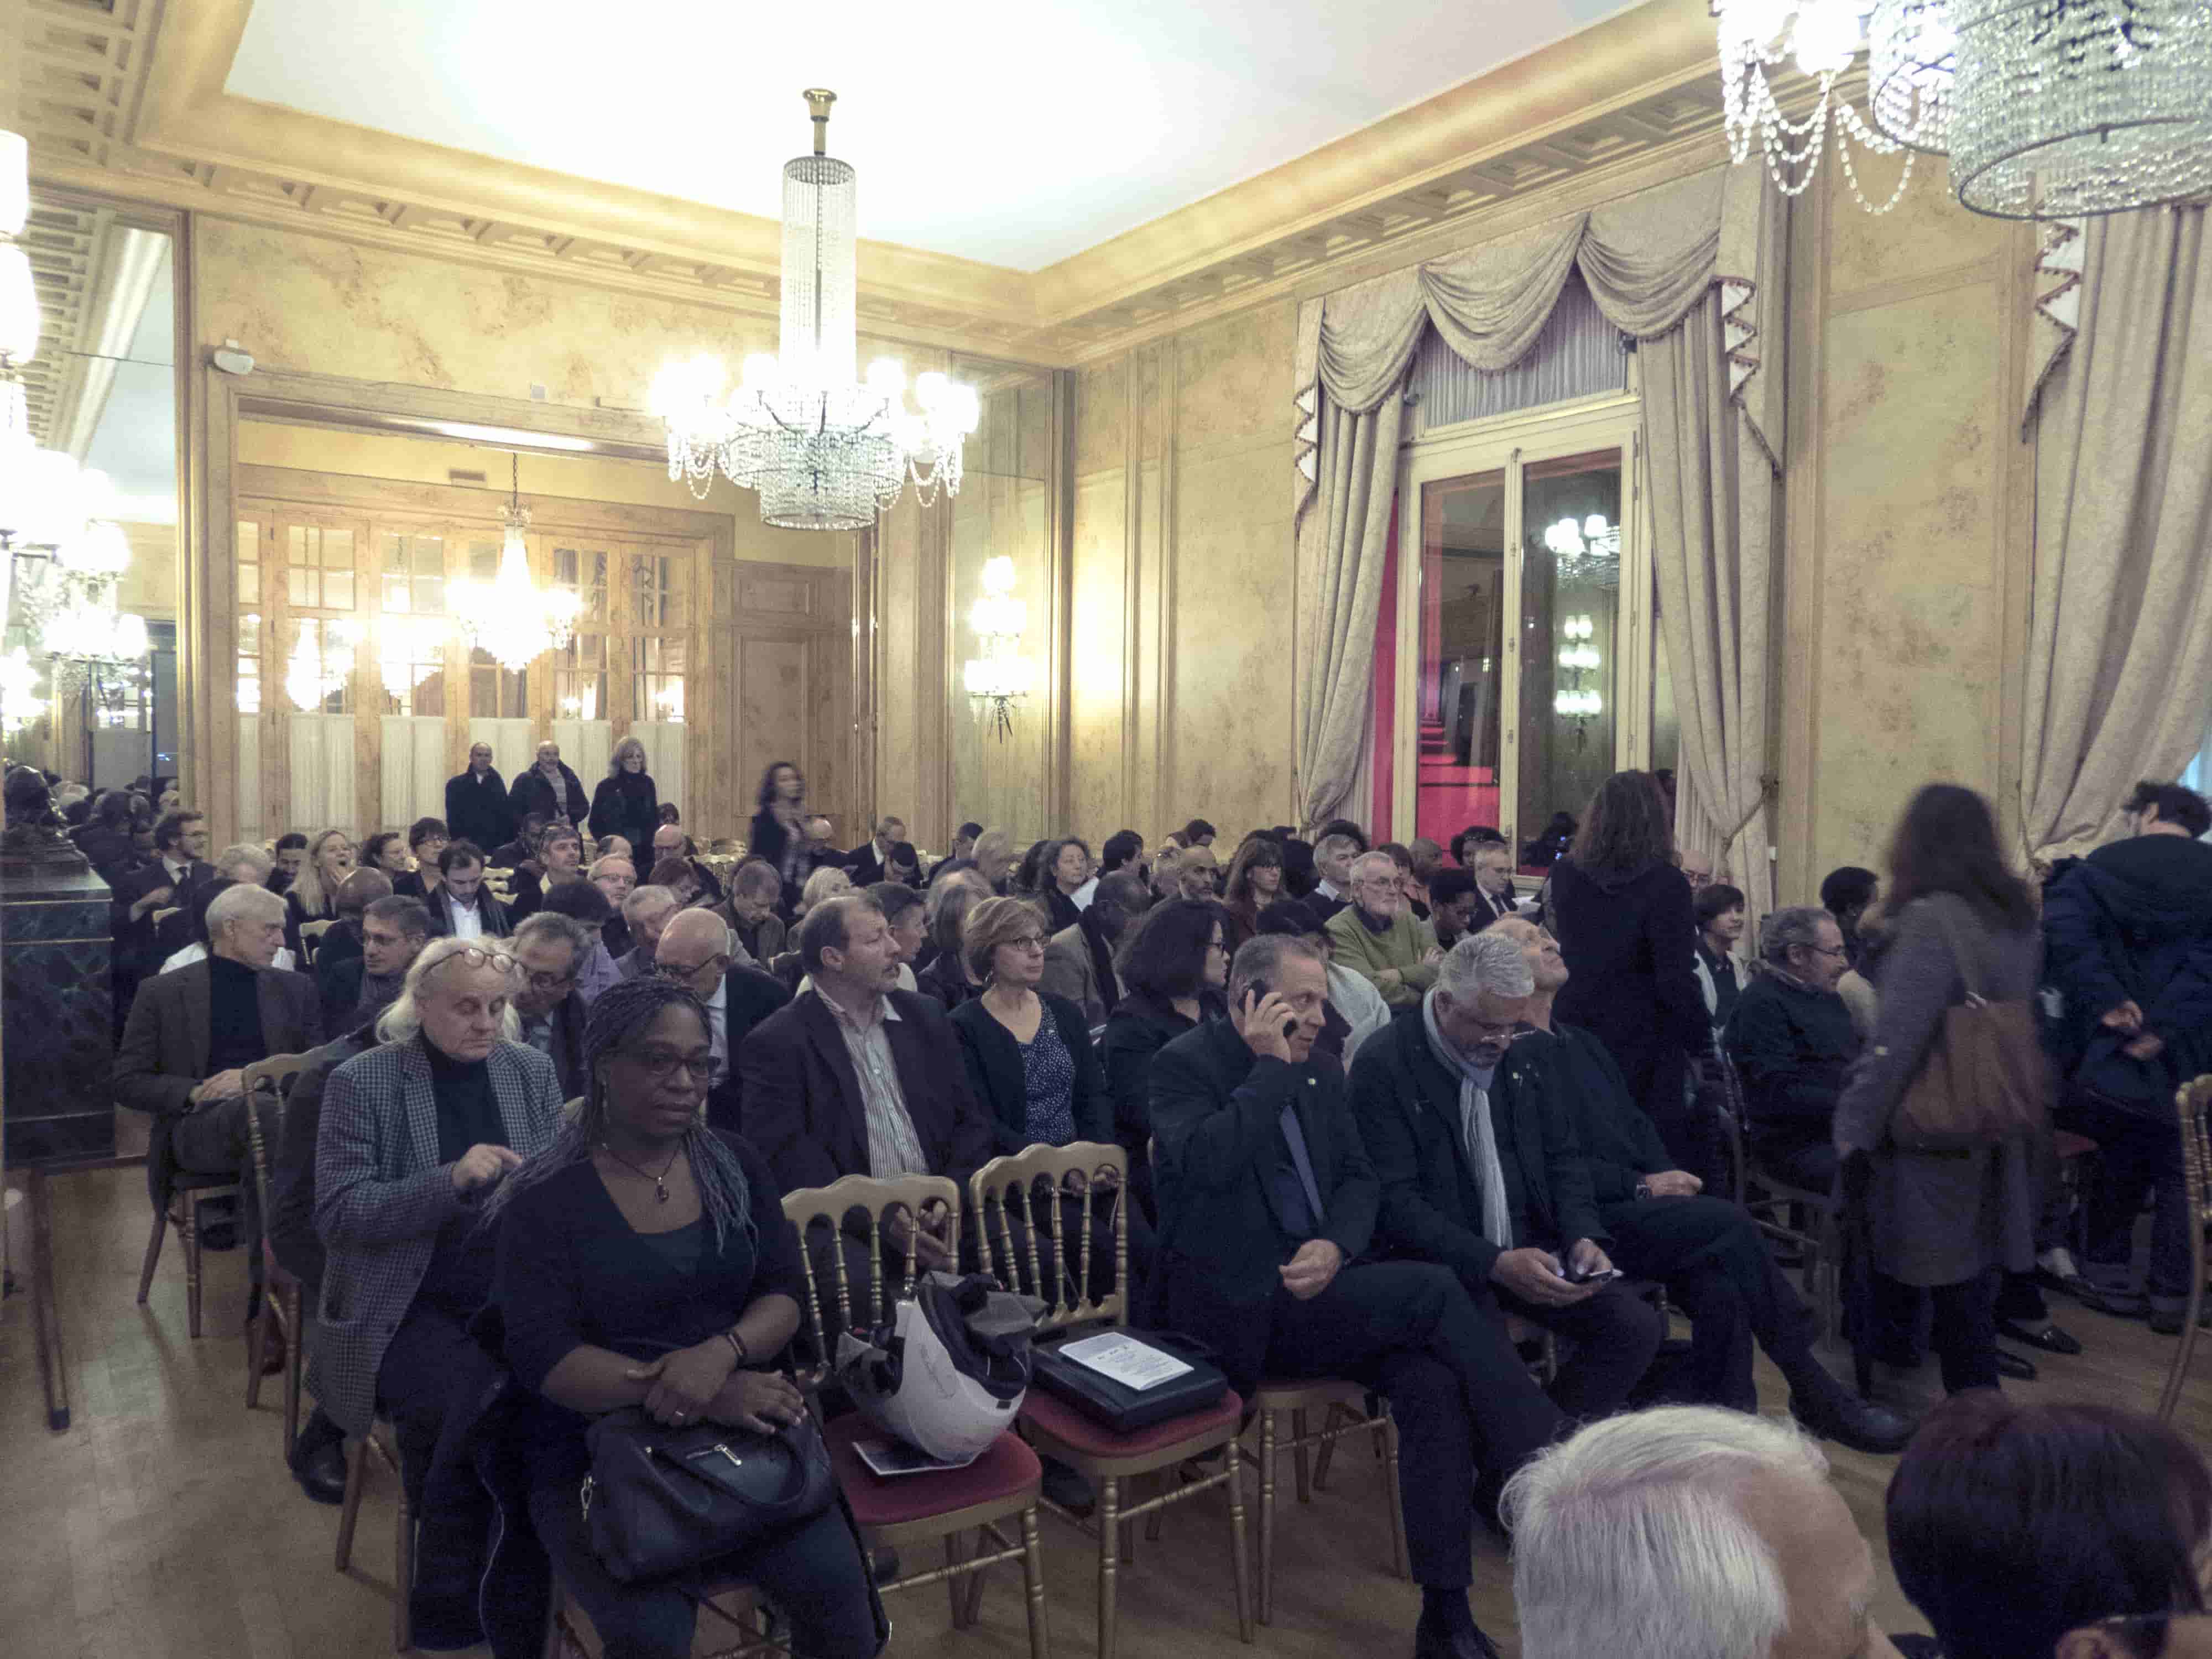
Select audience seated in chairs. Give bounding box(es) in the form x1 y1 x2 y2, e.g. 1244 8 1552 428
1039 868 1140 1026
1349 931 1661 1425
116 880 324 1285
795 862 852 921
480 976 885 1659
843 813 908 886
113 808 217 1020
651 823 727 903
1149 931 1568 1659
914 868 990 1009
1220 834 1286 954
537 877 623 1006
310 866 390 995
1305 833 1361 924
588 852 638 958
1327 849 1444 1011
1725 905 1859 1194
740 893 995 1287
160 864 299 976
1256 898 1390 1066
281 830 358 956
1694 881 1750 1039
1100 896 1229 1228
718 857 789 964
310 936 563 1651
391 817 448 902
615 883 680 978
1886 1392 2212 1659
424 838 511 940
1426 867 1485 952
507 821 585 923
317 894 431 1032
1487 916 1910 1452
510 910 597 1099
648 907 791 1134
1505 1406 1903 1659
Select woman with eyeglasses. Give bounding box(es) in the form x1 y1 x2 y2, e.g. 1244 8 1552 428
1099 897 1230 1228
312 935 564 1650
483 976 885 1659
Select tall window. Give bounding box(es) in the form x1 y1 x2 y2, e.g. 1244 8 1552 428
237 521 263 714
553 542 610 719
465 536 528 718
630 549 689 723
281 525 359 715
379 530 447 717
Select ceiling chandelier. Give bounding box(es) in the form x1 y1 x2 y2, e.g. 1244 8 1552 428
651 90 980 532
447 454 581 674
1713 1 1918 212
1542 513 1623 591
1949 0 2212 218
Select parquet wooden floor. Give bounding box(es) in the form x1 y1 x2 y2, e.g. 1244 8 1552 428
3 1162 2204 1658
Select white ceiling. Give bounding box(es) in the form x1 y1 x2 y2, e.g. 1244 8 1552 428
226 0 1640 270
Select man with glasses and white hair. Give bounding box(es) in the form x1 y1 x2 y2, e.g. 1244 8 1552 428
510 910 596 1098
1725 904 1859 1194
648 907 789 1132
1503 1405 1906 1659
312 936 562 1650
615 883 680 979
1328 849 1446 1009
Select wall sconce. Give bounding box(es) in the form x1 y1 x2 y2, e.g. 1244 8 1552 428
1553 612 1603 749
963 555 1034 741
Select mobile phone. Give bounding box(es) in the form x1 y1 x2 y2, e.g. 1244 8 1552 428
1561 1261 1623 1286
1243 978 1300 1040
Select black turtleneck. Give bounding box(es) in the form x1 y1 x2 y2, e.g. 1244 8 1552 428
207 954 267 1073
420 1034 507 1313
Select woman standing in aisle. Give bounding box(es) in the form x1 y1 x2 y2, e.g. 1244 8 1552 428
589 737 660 857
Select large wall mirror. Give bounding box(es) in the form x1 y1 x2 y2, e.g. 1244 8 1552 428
3 187 183 789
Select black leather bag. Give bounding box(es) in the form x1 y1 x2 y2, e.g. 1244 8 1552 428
581 1405 836 1584
1030 1329 1228 1433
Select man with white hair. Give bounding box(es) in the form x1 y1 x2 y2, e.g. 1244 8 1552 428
1353 930 1662 1423
1327 849 1446 1009
589 853 638 956
615 883 680 979
1307 832 1361 924
1503 1406 1906 1659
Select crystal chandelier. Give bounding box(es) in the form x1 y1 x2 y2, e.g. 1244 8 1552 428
962 556 1034 740
651 91 980 532
1869 0 1959 151
448 455 581 673
1552 614 1604 750
1542 514 1623 591
1714 0 1919 211
1948 0 2212 218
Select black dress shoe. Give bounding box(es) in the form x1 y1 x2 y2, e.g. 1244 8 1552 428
1996 1318 2083 1355
2039 1270 2148 1318
1413 1614 1503 1659
289 1434 347 1505
1791 1391 1916 1456
1993 1348 2037 1381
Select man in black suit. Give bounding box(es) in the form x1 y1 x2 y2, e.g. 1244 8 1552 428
509 910 596 1099
1351 931 1662 1425
316 894 430 1031
422 840 511 940
113 809 217 1001
444 742 514 852
1305 832 1359 925
740 893 994 1271
1465 839 1522 928
114 881 324 1178
1150 932 1563 1659
508 738 589 828
843 815 907 888
653 907 791 1133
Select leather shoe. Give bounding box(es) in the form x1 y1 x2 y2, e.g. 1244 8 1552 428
1413 1614 1503 1659
1791 1391 1915 1456
290 1437 347 1505
2149 1304 2212 1336
1994 1348 2037 1381
1996 1318 2082 1355
2039 1270 2147 1318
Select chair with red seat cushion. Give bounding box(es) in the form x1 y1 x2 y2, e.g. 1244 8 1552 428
782 1172 1051 1659
973 1141 1254 1659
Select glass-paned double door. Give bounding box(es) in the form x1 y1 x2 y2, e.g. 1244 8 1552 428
1392 401 1662 869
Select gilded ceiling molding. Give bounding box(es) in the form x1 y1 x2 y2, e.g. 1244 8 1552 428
17 0 1748 367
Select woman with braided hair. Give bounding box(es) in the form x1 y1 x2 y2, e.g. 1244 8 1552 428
485 975 884 1659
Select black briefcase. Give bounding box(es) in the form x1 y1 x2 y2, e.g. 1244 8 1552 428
1031 1329 1229 1433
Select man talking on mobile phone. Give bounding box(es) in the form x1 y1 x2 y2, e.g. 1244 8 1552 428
1149 932 1569 1659
1350 931 1663 1429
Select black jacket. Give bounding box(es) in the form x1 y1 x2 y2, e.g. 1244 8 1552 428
588 770 660 854
1099 994 1207 1224
423 883 513 940
314 952 400 1034
915 950 981 1012
1724 969 1857 1141
1149 1019 1378 1391
1528 1021 1676 1205
1349 1006 1606 1288
702 964 794 1136
268 1021 378 1290
113 857 217 974
113 958 325 1118
845 841 890 887
948 993 1108 1155
526 988 592 1102
1549 857 1710 1118
445 766 515 852
509 762 589 828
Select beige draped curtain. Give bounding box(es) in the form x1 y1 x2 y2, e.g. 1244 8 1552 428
1293 165 1786 892
2018 204 2212 863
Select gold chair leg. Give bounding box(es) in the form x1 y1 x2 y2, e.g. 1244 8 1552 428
1143 1466 1165 1544
1380 1416 1409 1579
945 1529 969 1629
1312 1403 1344 1491
1096 1475 1120 1659
962 1528 989 1625
246 1297 269 1408
1291 1407 1313 1504
1020 1506 1051 1659
2158 1222 2209 1422
135 1207 168 1305
283 1285 303 1455
180 1201 203 1340
335 1437 367 1570
1256 1410 1278 1626
1225 1444 1254 1644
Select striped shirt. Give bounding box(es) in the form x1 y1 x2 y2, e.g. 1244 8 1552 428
817 989 930 1178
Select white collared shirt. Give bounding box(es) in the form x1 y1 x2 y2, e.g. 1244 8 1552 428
449 895 485 940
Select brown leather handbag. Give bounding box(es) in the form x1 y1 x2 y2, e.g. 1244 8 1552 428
1888 904 2049 1152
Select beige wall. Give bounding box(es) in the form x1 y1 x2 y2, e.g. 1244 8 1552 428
1068 300 1302 851
1776 166 2034 904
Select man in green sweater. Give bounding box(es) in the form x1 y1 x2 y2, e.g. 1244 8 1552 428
1327 849 1443 1008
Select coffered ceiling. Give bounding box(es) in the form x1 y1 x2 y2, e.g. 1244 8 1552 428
17 0 1740 365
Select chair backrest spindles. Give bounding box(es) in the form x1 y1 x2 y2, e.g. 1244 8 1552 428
778 1172 962 1394
969 1140 1128 1335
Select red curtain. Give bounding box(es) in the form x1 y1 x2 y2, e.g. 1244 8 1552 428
1366 494 1400 840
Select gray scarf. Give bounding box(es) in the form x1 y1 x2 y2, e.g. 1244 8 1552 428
356 968 405 1019
1420 990 1512 1250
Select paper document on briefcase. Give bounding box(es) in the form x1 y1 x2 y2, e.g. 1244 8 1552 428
1055 1333 1194 1391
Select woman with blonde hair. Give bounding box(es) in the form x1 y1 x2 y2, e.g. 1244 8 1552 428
588 735 660 855
795 863 851 920
283 828 357 953
971 827 1015 895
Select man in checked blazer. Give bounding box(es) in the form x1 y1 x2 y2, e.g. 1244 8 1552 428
311 936 561 1648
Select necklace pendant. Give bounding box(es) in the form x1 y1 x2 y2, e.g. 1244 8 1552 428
654 1181 669 1202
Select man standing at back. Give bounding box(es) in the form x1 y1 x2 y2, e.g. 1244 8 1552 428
2042 779 2212 1330
444 742 514 852
508 738 588 828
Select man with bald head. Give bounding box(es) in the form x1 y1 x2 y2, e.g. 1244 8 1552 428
650 907 790 1132
590 854 638 957
651 822 724 903
313 865 393 977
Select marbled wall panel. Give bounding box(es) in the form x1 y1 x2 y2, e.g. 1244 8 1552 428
1812 278 2006 880
1074 361 1128 479
1826 170 2014 298
1176 302 1297 452
1070 468 1129 837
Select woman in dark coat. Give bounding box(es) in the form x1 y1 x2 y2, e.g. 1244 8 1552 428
1096 898 1228 1227
1834 784 2043 1396
1547 771 1713 1178
747 760 808 899
587 737 660 854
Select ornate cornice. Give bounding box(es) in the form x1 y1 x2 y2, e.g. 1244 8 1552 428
19 0 1737 367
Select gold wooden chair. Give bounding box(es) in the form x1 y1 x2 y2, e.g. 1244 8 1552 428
973 1141 1250 1659
239 1051 312 1449
2158 1075 2212 1423
1244 1378 1407 1624
298 917 337 968
151 904 182 930
778 1172 1052 1659
333 1415 411 1653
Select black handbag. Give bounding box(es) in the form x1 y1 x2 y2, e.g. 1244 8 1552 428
1030 1329 1228 1433
581 1404 836 1584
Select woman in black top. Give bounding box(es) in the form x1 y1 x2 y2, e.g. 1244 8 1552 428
1035 837 1092 934
1098 898 1229 1226
1693 880 1747 1039
588 737 661 855
914 874 988 1009
486 977 883 1659
747 761 808 900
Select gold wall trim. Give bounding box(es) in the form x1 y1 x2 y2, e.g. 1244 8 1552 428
20 0 1751 366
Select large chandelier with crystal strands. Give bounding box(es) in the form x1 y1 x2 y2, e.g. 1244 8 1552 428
1713 0 1919 211
652 91 979 532
447 454 582 673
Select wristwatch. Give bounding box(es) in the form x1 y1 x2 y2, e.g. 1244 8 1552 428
722 1330 750 1368
1634 1181 1653 1202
